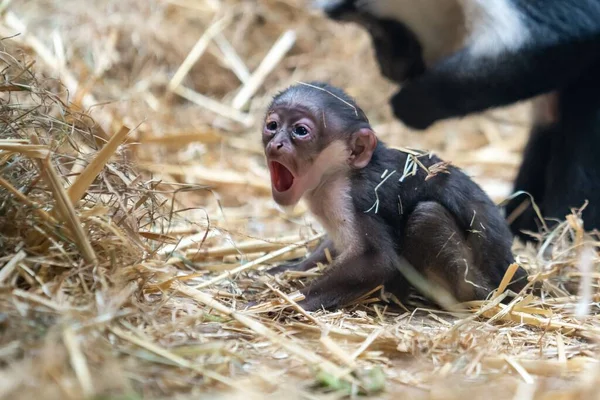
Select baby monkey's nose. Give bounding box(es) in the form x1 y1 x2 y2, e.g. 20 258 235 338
266 140 286 157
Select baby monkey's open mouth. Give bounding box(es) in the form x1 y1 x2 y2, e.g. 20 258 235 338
270 161 294 192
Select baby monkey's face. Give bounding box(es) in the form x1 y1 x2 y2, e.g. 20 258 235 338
262 103 351 207
262 84 378 208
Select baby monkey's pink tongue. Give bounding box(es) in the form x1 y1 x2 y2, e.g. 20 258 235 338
271 161 294 192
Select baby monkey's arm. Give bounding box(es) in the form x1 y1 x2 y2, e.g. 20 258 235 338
297 248 398 311
269 237 336 274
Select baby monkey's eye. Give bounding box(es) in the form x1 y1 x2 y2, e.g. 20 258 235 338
293 125 309 137
266 121 278 131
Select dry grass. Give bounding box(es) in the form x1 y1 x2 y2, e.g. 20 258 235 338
1 1 599 399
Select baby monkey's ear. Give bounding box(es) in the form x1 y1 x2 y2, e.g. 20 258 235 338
349 128 377 168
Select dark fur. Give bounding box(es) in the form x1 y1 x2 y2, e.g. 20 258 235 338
266 82 528 311
324 1 425 83
506 67 600 239
323 0 600 241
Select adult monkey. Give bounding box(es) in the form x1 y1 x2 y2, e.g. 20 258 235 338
316 0 600 241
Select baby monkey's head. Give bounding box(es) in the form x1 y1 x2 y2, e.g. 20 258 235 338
262 82 377 206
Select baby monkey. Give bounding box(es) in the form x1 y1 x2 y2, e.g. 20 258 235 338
262 82 527 311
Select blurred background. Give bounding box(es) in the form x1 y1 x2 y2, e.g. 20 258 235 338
7 0 533 240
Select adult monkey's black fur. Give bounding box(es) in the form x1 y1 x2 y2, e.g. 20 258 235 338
262 82 527 311
317 0 600 241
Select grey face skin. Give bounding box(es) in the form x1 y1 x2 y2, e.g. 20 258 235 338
262 82 528 311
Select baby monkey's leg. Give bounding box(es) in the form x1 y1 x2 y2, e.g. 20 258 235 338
402 202 493 303
268 237 336 274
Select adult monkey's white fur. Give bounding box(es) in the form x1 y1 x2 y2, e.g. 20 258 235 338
335 0 559 127
359 0 557 123
360 0 464 64
319 0 530 65
317 0 555 128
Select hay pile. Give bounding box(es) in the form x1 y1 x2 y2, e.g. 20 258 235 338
1 1 600 399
